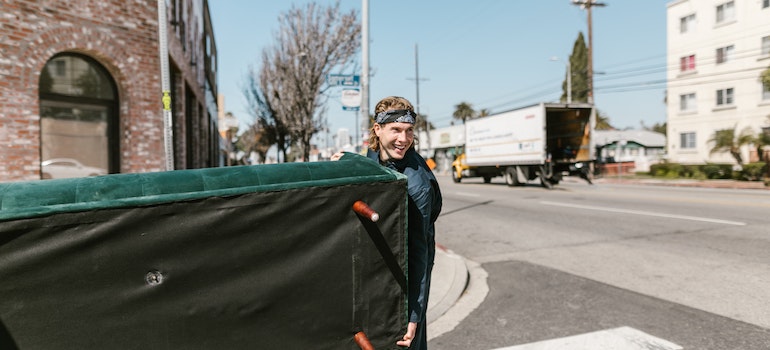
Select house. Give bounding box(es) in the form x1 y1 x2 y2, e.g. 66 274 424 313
595 129 667 173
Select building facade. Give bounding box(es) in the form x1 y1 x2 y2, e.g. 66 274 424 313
594 129 667 173
0 0 220 182
666 0 770 165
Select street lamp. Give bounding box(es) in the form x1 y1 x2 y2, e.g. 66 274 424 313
550 56 572 104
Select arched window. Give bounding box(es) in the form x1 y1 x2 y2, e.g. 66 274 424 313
39 53 118 179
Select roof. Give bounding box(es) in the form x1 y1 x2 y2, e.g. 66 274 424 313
594 129 666 147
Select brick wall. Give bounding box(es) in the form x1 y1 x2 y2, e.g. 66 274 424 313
0 0 211 182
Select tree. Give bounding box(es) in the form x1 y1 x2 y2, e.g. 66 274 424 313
414 113 434 135
650 122 667 136
594 109 613 130
244 65 289 162
236 116 277 164
562 32 589 103
761 65 770 86
246 1 360 162
708 125 755 165
452 102 475 124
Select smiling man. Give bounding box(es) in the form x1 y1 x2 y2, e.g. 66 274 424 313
331 96 443 349
366 96 443 350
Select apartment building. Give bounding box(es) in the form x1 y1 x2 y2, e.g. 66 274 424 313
0 0 221 182
666 0 770 165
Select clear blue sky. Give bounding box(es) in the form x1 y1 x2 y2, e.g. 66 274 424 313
210 0 669 139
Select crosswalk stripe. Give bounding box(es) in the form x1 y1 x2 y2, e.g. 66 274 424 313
490 326 682 350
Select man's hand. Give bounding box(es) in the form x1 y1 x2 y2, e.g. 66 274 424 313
396 322 417 348
330 152 344 161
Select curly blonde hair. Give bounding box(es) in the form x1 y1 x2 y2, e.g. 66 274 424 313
367 96 416 151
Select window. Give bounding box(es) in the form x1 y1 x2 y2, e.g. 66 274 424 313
680 14 696 33
763 81 770 100
762 36 770 56
680 132 696 149
764 0 769 9
680 55 696 72
716 1 735 23
716 88 734 106
680 93 696 111
716 45 734 64
39 53 119 179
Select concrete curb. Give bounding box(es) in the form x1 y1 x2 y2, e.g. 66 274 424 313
427 246 469 325
428 253 489 341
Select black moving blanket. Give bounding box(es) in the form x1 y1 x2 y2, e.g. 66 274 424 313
0 158 408 349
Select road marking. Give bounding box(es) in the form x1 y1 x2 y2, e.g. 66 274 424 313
454 191 481 197
491 326 682 350
540 201 746 226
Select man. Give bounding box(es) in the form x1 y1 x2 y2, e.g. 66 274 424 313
335 96 442 349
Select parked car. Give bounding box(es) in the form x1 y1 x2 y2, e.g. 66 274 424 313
41 158 107 179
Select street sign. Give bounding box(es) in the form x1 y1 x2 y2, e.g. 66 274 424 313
341 88 361 112
327 74 360 87
341 88 361 108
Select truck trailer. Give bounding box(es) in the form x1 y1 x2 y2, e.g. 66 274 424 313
451 102 595 188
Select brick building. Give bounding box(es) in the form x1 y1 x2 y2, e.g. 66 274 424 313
0 0 221 182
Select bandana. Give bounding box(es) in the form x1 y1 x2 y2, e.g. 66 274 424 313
374 109 416 124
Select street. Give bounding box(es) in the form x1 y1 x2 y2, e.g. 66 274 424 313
428 175 770 349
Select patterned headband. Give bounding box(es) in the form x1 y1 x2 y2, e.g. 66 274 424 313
374 109 416 124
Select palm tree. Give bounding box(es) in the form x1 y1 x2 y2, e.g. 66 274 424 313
595 109 614 130
761 65 770 87
452 102 475 124
708 125 755 165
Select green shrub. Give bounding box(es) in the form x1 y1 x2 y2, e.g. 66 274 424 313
739 162 766 181
681 164 700 178
702 163 732 179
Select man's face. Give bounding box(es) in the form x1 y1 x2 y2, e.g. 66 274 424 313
374 121 414 161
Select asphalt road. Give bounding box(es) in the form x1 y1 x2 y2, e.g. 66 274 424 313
428 174 770 349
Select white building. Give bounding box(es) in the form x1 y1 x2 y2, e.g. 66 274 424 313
666 0 770 165
418 124 465 174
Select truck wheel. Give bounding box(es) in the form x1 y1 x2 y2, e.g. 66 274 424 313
505 168 516 186
452 167 461 183
504 168 517 187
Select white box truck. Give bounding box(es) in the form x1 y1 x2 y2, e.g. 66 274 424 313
451 102 595 188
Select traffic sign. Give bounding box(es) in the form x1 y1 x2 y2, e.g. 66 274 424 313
327 74 360 87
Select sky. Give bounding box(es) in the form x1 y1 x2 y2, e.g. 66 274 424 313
209 0 669 142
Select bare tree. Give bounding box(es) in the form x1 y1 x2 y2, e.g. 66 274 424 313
249 1 360 162
243 68 287 162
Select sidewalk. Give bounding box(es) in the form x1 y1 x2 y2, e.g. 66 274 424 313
592 177 769 190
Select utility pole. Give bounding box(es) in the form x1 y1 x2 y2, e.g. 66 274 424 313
157 0 174 171
407 43 430 151
360 0 369 151
571 0 605 104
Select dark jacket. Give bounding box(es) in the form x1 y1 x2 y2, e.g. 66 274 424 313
364 148 443 324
